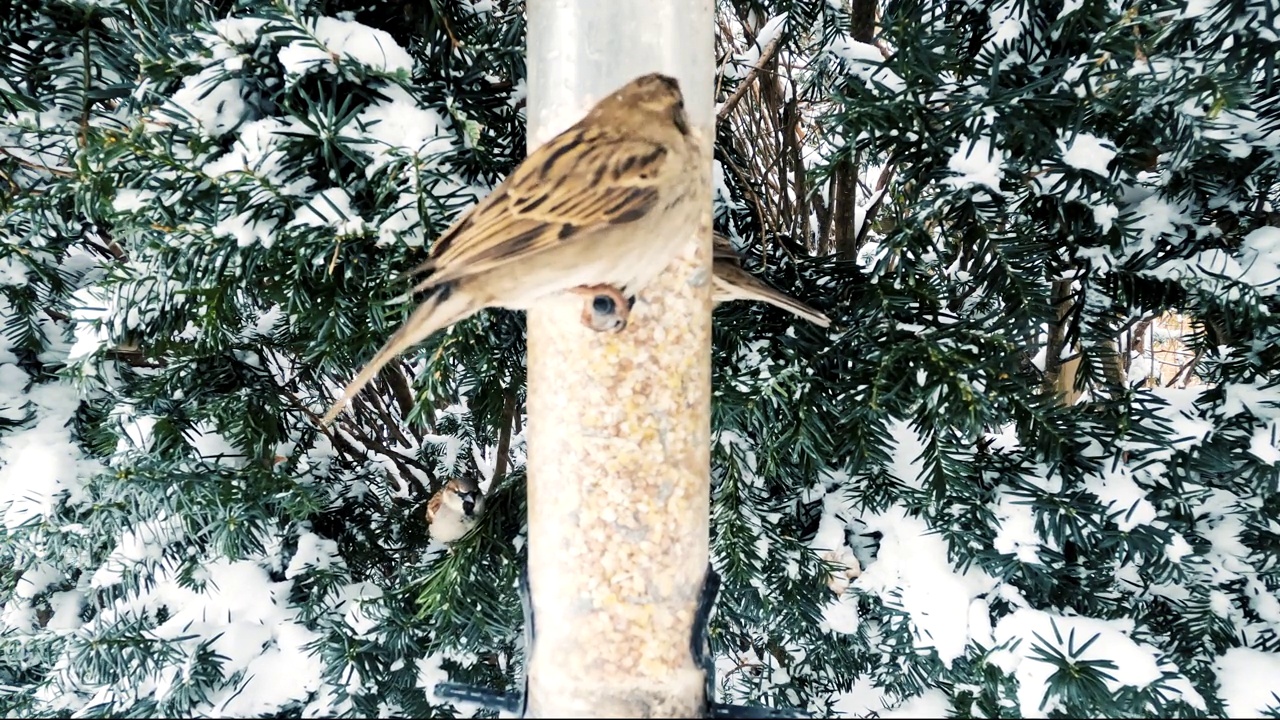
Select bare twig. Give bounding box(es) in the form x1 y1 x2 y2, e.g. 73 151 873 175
490 389 518 495
722 154 774 243
1166 348 1204 388
717 34 783 121
365 382 416 450
0 147 75 178
326 238 342 275
852 164 897 249
105 346 168 368
79 21 92 148
281 385 432 497
383 365 416 417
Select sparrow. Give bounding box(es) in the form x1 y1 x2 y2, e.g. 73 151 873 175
425 476 484 544
323 73 704 425
711 233 830 327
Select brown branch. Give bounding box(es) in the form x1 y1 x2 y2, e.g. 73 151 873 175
1204 312 1232 347
1100 339 1128 389
852 163 897 249
850 0 878 44
105 346 168 368
80 237 124 262
42 307 70 323
1166 348 1203 388
1129 318 1153 356
342 426 430 498
326 238 343 275
489 389 518 495
281 385 432 497
0 165 18 195
365 381 416 450
754 84 796 244
0 147 75 178
79 21 92 149
94 226 129 263
723 155 774 246
786 102 809 243
1043 279 1080 403
717 34 783 121
831 161 857 260
735 4 760 43
715 17 738 90
382 365 417 419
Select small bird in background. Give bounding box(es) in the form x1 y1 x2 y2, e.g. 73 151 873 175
323 73 704 425
712 233 830 327
425 476 485 544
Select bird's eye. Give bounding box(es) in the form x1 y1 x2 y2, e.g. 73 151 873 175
592 295 616 315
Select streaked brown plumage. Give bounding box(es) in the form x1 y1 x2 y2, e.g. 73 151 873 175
712 233 830 327
322 73 704 425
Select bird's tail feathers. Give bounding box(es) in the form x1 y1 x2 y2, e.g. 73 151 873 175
725 276 831 328
321 285 474 426
757 289 831 327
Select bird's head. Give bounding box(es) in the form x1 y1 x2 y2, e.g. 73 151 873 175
444 476 484 518
592 72 690 136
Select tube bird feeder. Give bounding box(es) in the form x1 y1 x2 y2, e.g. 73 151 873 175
523 1 715 716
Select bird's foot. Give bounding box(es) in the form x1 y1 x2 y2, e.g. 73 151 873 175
570 284 633 333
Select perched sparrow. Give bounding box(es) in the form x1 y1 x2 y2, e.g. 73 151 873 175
712 233 830 327
425 476 484 544
323 73 704 424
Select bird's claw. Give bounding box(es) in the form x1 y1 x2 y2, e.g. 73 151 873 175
572 284 633 333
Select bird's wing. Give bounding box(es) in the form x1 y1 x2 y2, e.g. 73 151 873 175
425 488 443 522
407 123 670 289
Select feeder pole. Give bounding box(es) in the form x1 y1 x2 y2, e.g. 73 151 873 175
523 0 714 717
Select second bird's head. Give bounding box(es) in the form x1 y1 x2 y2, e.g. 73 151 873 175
447 477 483 517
